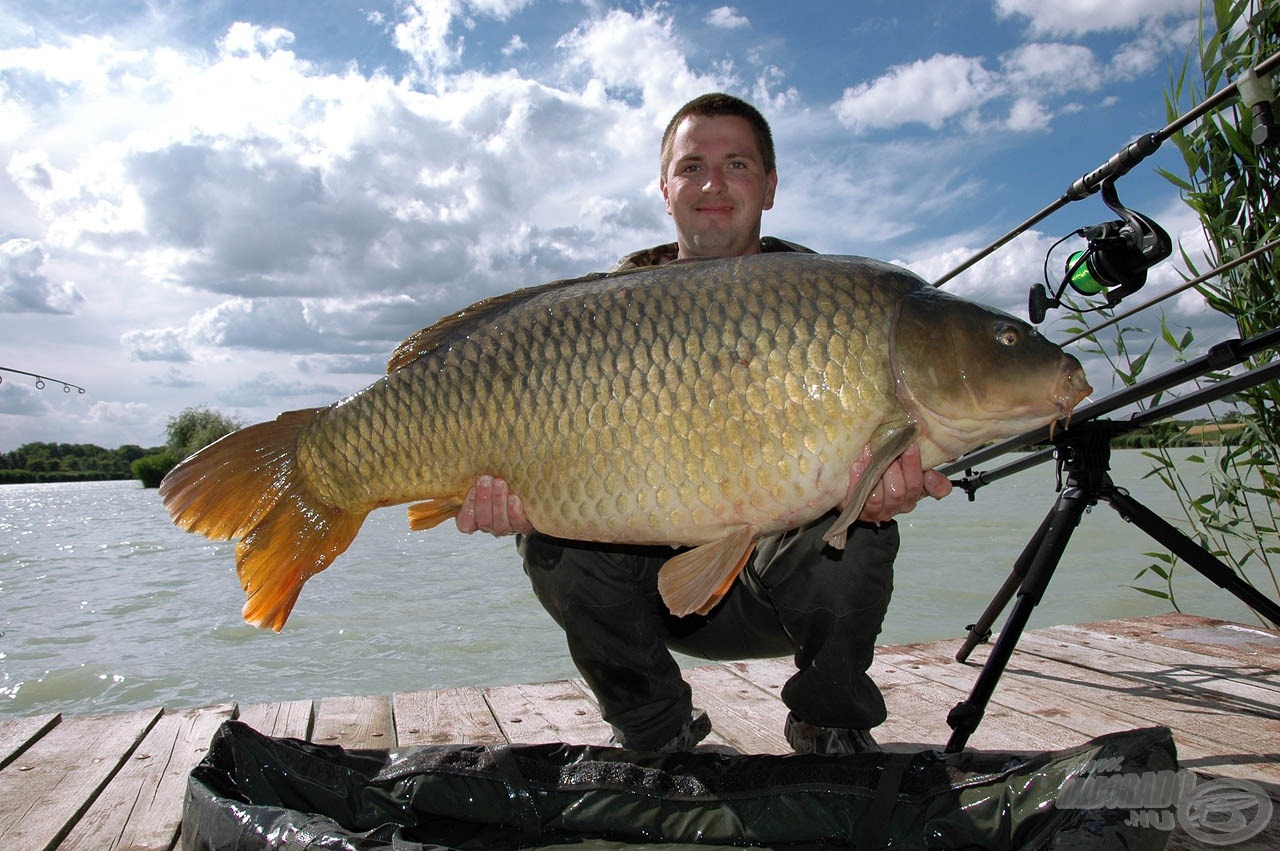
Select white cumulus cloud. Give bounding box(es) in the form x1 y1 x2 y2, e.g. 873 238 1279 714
832 54 998 131
121 327 192 363
393 0 536 84
706 7 750 29
557 7 727 116
830 33 1167 135
995 0 1202 36
0 238 84 313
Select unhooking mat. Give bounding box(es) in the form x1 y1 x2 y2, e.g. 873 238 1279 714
182 720 1177 850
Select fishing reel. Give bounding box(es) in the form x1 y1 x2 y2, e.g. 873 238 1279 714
1028 180 1172 324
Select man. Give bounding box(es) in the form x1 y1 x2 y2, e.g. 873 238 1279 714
458 93 951 754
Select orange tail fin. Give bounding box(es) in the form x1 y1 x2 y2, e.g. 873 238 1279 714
159 408 367 632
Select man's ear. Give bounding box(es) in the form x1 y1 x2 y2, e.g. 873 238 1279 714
763 170 778 211
660 177 673 215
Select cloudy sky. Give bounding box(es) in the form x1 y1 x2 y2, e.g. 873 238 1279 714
0 0 1236 451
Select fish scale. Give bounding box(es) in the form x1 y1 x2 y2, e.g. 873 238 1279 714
161 253 1090 630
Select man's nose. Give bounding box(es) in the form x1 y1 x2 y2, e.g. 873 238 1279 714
701 168 726 192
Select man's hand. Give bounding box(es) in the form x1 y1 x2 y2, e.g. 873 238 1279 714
849 443 952 524
456 475 534 536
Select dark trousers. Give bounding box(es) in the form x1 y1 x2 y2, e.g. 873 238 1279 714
519 516 897 750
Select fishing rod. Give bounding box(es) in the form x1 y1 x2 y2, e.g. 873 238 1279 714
0 366 87 394
931 51 1280 291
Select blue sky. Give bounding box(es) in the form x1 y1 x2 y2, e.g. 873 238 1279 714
0 0 1235 450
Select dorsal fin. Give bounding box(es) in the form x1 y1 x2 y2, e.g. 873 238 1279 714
386 271 611 374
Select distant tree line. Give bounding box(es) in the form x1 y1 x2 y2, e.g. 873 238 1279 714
0 442 157 484
1 406 243 487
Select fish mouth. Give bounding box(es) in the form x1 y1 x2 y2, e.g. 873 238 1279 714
1049 356 1093 436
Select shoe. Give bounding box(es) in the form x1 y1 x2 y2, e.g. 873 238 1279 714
611 708 713 753
784 712 882 755
656 708 713 753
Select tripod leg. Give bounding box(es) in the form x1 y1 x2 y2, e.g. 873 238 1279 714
1105 487 1280 628
956 509 1058 662
945 485 1093 753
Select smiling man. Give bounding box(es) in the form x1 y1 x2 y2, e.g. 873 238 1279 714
459 93 951 755
660 106 777 258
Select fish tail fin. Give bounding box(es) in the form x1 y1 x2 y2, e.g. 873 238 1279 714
235 489 367 631
159 408 367 632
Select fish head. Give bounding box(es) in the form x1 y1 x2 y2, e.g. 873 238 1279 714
890 287 1092 457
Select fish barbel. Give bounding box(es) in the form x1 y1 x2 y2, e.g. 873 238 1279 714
160 254 1091 630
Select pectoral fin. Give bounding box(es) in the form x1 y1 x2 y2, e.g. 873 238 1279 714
824 423 919 549
407 496 466 531
657 525 757 617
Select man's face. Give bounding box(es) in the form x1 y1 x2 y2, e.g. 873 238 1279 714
661 114 777 259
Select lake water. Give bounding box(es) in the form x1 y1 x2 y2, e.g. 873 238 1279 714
1 448 1273 720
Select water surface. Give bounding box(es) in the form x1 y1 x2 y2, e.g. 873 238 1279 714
1 448 1270 719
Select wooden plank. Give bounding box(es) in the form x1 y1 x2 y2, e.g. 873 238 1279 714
709 658 796 752
895 636 1276 751
236 700 314 740
872 655 1087 752
311 695 392 750
725 654 1080 753
1014 631 1280 715
864 657 994 751
0 707 160 851
569 664 789 753
719 657 791 695
0 713 59 770
1010 655 1280 768
1037 622 1280 691
393 687 505 747
723 655 990 752
57 704 235 851
484 680 613 746
683 665 789 754
883 640 1280 787
1085 613 1280 672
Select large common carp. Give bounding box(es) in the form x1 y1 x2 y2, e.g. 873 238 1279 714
161 254 1090 631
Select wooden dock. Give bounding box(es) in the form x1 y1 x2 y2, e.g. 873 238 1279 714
1 613 1276 849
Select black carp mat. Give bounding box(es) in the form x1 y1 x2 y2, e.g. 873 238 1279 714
182 720 1177 850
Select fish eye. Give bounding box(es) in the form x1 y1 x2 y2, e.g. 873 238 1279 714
995 324 1021 347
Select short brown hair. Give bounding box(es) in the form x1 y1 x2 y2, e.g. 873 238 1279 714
659 93 776 178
